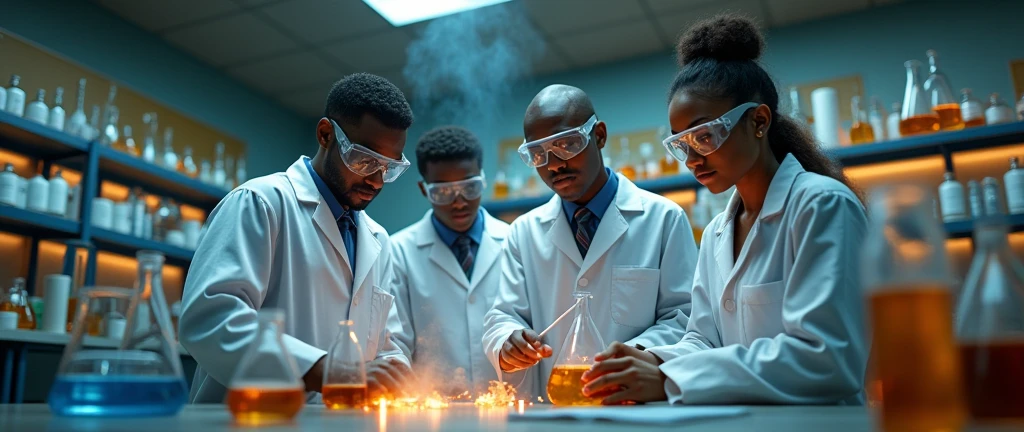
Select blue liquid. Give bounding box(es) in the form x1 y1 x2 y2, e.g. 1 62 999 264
48 375 188 417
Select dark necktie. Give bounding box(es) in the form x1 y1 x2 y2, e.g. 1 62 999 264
338 212 357 272
453 235 475 280
574 207 598 258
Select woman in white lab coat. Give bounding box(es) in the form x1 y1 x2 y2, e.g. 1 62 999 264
581 15 868 405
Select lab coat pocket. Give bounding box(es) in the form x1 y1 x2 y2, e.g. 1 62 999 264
611 266 661 328
367 286 395 357
739 280 786 342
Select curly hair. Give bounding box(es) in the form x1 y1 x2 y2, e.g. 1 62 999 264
324 73 414 130
669 14 858 197
415 126 483 176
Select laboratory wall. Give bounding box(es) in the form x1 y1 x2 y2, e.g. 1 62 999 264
369 0 1024 233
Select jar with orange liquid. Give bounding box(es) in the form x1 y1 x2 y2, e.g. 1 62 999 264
849 96 875 145
923 50 964 131
861 184 965 432
961 89 986 128
899 60 940 136
615 137 637 181
227 309 305 425
492 170 510 200
547 292 605 406
0 278 35 329
955 219 1024 423
322 320 368 410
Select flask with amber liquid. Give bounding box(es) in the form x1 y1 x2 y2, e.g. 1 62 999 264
961 89 986 128
615 137 637 181
849 96 875 145
923 50 964 131
899 60 940 136
492 170 510 200
0 278 35 329
322 320 367 410
657 126 680 176
547 292 605 406
226 309 305 425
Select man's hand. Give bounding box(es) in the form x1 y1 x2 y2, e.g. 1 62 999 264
498 329 552 372
580 342 668 404
366 358 415 399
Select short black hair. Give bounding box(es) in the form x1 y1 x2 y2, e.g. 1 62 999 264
324 73 414 129
415 126 483 175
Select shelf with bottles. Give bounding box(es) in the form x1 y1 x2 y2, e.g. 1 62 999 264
0 205 79 239
89 228 194 267
0 110 88 160
944 213 1024 240
96 145 227 210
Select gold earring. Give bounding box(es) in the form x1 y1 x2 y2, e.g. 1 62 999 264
756 130 764 138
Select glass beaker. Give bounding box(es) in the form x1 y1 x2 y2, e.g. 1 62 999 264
955 219 1024 421
615 137 636 181
923 50 964 131
48 273 188 417
849 96 875 145
861 184 965 432
227 309 305 425
899 60 941 137
1 277 35 329
322 320 367 410
547 291 605 406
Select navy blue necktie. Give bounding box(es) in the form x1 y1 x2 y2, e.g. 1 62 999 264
338 212 357 272
574 207 598 258
453 235 475 280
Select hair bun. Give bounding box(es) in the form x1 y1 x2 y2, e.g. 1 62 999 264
676 14 764 66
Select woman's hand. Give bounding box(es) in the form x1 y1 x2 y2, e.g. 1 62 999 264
581 342 668 404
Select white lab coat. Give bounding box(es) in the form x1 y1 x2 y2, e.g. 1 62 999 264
482 174 698 399
390 210 510 394
649 154 867 405
180 158 407 403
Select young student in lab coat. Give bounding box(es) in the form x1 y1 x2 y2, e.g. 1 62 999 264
482 84 700 399
180 73 416 403
390 126 510 395
581 15 869 405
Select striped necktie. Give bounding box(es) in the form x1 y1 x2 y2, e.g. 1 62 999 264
453 235 475 280
574 207 598 258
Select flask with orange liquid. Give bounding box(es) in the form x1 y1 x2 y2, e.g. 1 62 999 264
861 184 965 432
0 278 35 329
849 96 875 145
615 137 637 181
547 291 605 406
899 60 940 136
961 89 986 128
923 50 964 131
226 309 305 425
322 320 368 410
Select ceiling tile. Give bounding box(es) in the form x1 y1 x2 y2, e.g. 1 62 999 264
96 0 239 32
555 21 666 68
655 0 767 43
163 12 299 67
523 0 647 37
321 30 412 71
277 88 328 117
225 51 343 94
258 0 392 44
766 0 870 27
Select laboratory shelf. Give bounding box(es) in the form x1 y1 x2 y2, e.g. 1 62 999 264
90 227 194 266
0 111 90 160
944 213 1024 239
0 204 81 238
96 146 227 210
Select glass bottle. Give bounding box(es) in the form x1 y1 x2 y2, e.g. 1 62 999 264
116 125 139 157
322 320 367 410
99 107 119 147
5 75 26 117
547 291 605 406
48 87 65 132
152 197 180 243
0 163 17 206
639 142 658 180
955 219 1024 421
0 278 35 329
492 170 510 199
860 184 965 432
225 156 236 189
25 89 49 125
899 60 941 137
887 102 902 140
982 177 1005 217
1005 157 1024 215
161 127 178 170
66 78 88 139
1017 94 1024 121
48 169 69 217
986 93 1016 125
923 50 963 131
101 84 117 128
615 137 636 181
657 126 680 176
787 86 810 126
968 180 984 220
129 187 148 238
141 113 158 163
213 142 227 188
867 97 886 142
199 160 212 184
938 172 968 222
236 156 247 186
180 146 198 178
960 89 986 128
849 96 875 145
226 309 305 425
86 105 101 142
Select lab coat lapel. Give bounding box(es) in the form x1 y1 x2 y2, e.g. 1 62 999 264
428 235 471 290
352 213 381 297
543 198 584 268
579 175 640 275
312 203 352 275
713 190 740 280
469 215 504 293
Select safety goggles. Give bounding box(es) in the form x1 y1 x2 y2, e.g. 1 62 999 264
517 115 598 167
329 118 410 183
662 102 759 161
423 174 487 205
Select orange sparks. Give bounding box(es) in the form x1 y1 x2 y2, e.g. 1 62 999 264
474 381 517 408
517 400 525 414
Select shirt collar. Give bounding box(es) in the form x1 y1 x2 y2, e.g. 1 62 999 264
432 208 486 247
561 167 619 221
303 156 357 223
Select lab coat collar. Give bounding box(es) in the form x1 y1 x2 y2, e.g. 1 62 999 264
413 209 506 292
715 154 805 236
353 211 383 295
285 157 322 205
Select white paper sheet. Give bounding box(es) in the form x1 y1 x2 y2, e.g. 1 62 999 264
509 406 749 425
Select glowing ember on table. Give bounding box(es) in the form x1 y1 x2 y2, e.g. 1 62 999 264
474 381 518 408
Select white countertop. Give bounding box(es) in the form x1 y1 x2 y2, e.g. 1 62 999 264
0 328 190 356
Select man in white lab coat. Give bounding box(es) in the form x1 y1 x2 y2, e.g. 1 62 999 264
482 84 699 399
390 126 510 395
180 73 416 403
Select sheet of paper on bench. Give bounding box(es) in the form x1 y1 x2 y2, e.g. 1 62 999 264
509 406 749 425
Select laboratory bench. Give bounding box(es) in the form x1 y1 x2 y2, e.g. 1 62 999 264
1 404 1021 432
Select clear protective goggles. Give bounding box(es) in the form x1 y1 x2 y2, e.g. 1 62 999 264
662 102 759 161
423 173 487 205
517 115 598 167
329 118 411 183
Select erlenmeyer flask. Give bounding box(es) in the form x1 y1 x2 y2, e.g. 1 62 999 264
1 277 35 329
955 219 1024 421
923 50 964 131
547 291 605 406
48 279 187 415
322 320 367 410
861 184 965 431
227 309 305 425
899 60 940 137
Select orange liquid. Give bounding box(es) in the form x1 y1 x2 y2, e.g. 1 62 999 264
0 301 35 329
660 156 679 176
547 365 601 406
964 117 986 128
617 166 637 181
227 386 305 425
493 179 509 199
322 383 367 410
869 286 965 432
934 103 965 131
65 298 103 335
899 114 941 137
849 122 875 145
961 342 1024 421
